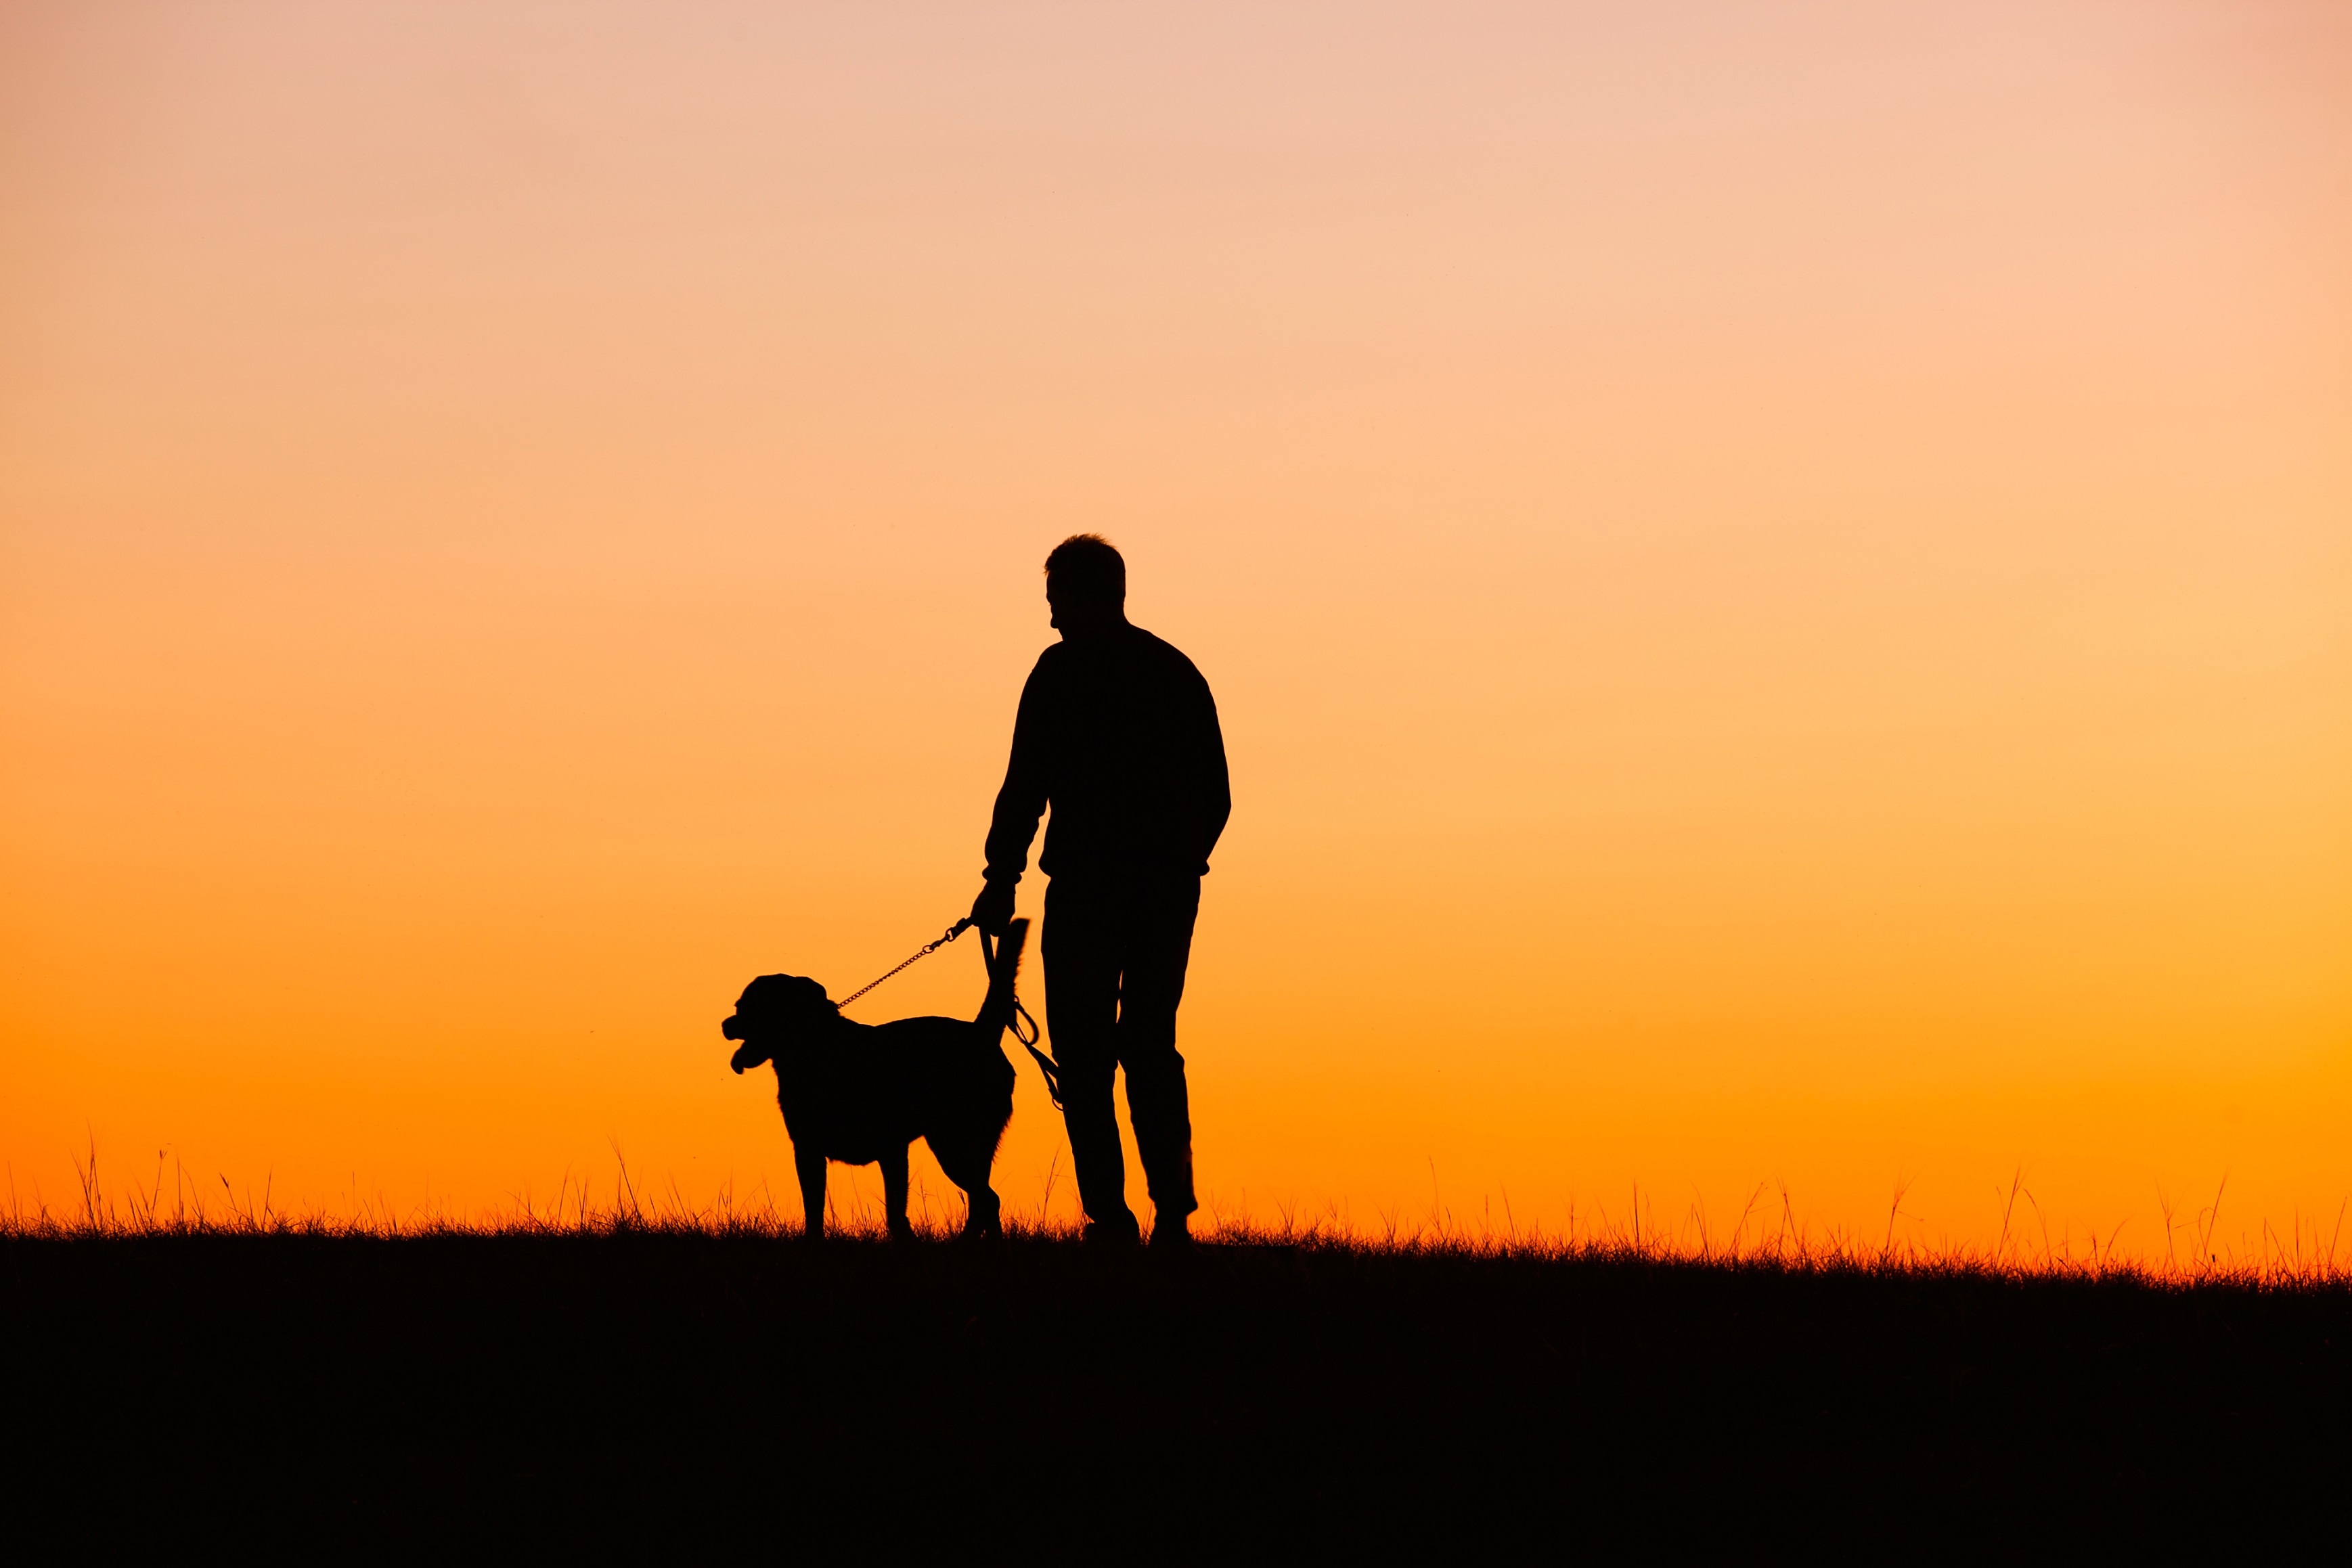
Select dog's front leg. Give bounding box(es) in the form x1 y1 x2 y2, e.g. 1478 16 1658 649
880 1145 913 1240
794 1145 828 1239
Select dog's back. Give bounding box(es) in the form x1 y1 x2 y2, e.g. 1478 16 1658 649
850 915 1022 1140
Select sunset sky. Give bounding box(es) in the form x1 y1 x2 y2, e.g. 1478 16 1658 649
5 1 2347 1259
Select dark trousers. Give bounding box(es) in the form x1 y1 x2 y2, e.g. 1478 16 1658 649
1042 874 1201 1231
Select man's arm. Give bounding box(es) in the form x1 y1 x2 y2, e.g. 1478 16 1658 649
1191 666 1232 872
971 656 1052 933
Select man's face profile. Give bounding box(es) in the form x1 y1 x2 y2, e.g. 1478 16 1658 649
1046 574 1119 638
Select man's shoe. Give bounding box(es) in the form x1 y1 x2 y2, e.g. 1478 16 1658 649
1149 1219 1193 1249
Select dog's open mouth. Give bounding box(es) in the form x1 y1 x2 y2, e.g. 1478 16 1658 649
726 1031 763 1075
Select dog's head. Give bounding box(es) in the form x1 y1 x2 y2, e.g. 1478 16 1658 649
722 973 837 1074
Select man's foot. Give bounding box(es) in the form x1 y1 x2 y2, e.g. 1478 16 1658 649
1149 1217 1193 1249
1082 1216 1140 1247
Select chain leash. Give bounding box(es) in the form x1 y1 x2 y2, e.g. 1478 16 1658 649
834 918 972 1010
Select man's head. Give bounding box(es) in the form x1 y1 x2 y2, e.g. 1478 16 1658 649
1044 534 1127 639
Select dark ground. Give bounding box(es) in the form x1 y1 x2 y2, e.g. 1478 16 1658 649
4 1230 2345 1553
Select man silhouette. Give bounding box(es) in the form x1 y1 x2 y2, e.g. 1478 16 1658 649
969 535 1230 1247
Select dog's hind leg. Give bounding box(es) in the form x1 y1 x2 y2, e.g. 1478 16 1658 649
931 1136 1002 1238
881 1145 914 1240
794 1146 828 1240
962 1180 1003 1238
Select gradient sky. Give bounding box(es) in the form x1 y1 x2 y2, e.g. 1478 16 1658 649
5 1 2347 1259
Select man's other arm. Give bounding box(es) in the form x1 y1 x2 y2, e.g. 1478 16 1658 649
1191 667 1232 872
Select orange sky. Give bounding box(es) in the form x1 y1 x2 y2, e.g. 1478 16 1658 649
5 1 2348 1260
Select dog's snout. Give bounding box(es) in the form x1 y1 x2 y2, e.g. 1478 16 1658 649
722 1014 744 1041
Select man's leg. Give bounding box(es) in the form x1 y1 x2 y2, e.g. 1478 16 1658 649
1042 877 1138 1239
1117 876 1201 1232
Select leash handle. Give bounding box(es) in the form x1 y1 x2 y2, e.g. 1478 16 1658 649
1021 1037 1062 1110
976 926 1057 1106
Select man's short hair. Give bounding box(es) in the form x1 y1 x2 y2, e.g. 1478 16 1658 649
1044 534 1126 604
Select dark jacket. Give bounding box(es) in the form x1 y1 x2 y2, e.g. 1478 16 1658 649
983 623 1231 884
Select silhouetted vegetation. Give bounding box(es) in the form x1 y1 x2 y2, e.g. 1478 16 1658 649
6 1178 2346 1550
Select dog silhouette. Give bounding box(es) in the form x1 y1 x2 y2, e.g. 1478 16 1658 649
725 920 1027 1239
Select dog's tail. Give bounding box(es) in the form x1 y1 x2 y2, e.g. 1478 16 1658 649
979 918 1059 1105
975 917 1029 1039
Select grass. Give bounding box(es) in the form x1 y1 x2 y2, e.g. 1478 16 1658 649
18 1138 2347 1286
7 1164 2349 1550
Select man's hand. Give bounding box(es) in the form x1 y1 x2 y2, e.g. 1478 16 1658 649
969 878 1017 937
